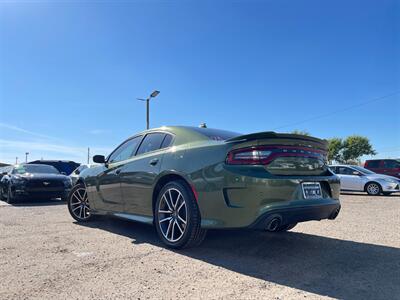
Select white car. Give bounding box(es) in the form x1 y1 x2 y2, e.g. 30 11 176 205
69 164 99 186
329 165 400 196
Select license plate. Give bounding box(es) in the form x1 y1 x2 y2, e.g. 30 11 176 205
302 182 322 199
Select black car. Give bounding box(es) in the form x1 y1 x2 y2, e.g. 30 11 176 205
28 160 80 176
0 164 72 203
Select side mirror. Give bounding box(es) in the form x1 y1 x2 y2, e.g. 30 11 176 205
74 170 80 175
93 155 106 164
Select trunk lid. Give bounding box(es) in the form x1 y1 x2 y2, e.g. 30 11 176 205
225 132 329 176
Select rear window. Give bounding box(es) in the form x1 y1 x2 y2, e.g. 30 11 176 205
190 128 241 141
366 160 380 168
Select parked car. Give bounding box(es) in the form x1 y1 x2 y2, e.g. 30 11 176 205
0 164 72 203
67 126 341 249
28 160 80 176
364 159 400 179
0 166 12 181
70 164 99 186
329 165 400 196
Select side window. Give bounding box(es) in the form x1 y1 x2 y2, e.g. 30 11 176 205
136 133 166 155
338 167 353 175
330 167 337 174
367 160 380 168
109 136 142 163
160 134 173 149
383 160 400 169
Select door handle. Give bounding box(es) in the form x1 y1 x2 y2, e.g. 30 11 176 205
149 158 159 166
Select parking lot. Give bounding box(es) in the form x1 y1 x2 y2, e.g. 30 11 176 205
0 193 399 300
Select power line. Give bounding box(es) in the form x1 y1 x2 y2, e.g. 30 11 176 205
273 90 400 130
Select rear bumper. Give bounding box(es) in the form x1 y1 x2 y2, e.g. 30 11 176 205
248 202 341 230
196 164 341 229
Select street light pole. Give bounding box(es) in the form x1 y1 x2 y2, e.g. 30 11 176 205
137 90 160 130
146 98 150 130
25 152 29 163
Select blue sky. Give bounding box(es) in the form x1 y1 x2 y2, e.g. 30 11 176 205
0 0 399 164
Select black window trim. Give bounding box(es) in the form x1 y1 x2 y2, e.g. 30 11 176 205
106 134 144 164
134 131 175 157
106 131 175 164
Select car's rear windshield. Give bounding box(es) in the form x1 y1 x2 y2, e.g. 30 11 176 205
190 128 241 141
14 164 60 174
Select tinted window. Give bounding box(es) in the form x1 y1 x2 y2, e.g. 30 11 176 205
161 134 173 149
109 136 142 163
366 160 380 168
383 160 400 168
189 127 241 141
13 164 60 174
337 167 354 175
136 133 165 155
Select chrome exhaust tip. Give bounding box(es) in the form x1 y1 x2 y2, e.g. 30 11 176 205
265 215 282 232
329 207 340 220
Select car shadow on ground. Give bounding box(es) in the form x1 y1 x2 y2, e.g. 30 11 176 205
0 199 66 207
77 217 400 300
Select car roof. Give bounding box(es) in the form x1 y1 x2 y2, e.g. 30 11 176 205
366 159 399 161
329 165 359 167
123 125 241 145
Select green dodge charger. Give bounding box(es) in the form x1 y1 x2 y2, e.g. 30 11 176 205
68 126 341 248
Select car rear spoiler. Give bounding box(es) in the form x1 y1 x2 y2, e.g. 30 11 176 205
225 131 328 151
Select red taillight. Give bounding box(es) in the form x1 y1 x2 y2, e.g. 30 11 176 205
226 146 324 165
226 148 272 165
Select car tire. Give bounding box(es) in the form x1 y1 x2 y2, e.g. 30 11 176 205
7 186 16 204
276 223 297 232
67 184 93 222
0 188 4 200
155 180 206 249
365 182 382 196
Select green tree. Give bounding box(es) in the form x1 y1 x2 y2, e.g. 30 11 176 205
327 138 343 163
291 130 310 136
341 135 376 163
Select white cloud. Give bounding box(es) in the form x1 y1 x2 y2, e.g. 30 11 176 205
0 122 61 141
0 139 112 164
0 122 112 164
88 129 111 135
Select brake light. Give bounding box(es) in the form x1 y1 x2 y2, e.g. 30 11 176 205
226 148 272 165
226 146 324 165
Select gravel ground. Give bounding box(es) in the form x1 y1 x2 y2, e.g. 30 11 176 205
0 193 399 300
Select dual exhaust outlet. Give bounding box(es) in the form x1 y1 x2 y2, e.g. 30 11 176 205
265 214 282 232
264 207 340 232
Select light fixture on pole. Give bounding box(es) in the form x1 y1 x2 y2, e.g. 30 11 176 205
137 90 160 129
